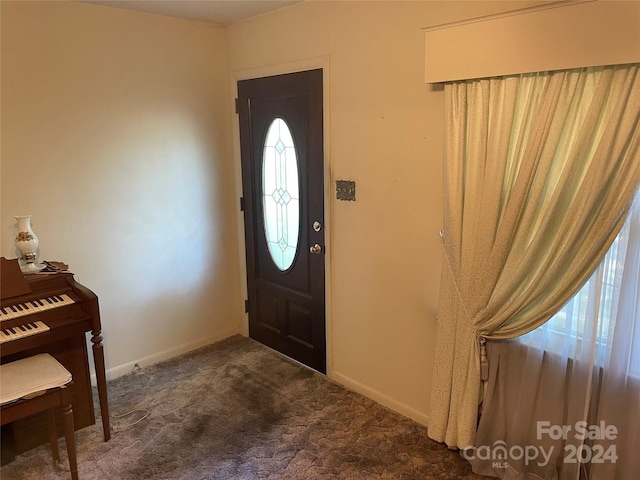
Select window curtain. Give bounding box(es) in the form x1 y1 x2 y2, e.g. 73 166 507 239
427 64 640 450
470 197 640 479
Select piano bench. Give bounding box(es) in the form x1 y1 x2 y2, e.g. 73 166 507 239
0 354 78 480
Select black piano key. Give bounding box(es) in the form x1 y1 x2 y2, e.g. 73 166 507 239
15 304 24 311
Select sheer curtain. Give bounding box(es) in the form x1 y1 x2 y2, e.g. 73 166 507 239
471 195 640 479
427 64 640 450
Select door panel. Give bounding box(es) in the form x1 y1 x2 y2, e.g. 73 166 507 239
238 69 325 373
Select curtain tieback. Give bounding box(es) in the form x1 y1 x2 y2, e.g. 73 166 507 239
439 230 490 383
479 337 489 381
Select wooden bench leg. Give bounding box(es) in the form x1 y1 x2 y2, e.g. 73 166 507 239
60 386 78 480
46 408 60 463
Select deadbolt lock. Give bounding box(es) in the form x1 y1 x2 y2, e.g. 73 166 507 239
310 243 323 254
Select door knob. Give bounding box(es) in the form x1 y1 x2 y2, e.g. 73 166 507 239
309 243 323 254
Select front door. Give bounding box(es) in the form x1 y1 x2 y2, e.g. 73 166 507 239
238 69 326 373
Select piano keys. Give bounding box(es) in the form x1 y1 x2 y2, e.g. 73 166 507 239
0 320 50 343
0 257 110 462
0 293 75 322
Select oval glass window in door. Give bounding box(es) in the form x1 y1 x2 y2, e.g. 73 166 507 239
262 118 300 271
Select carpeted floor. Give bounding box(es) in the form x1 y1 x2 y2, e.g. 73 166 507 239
1 335 491 479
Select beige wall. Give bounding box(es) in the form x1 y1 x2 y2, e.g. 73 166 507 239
225 0 549 424
1 1 241 377
1 0 553 427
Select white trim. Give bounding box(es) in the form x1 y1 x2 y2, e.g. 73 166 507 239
331 370 429 427
92 328 240 383
253 341 429 426
228 55 334 375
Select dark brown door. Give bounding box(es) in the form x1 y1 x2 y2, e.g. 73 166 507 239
238 69 326 373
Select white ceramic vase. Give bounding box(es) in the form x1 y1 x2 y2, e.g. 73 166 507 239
15 215 41 272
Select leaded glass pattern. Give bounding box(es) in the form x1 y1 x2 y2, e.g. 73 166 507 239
262 118 300 271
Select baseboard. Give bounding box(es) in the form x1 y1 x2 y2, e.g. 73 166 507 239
329 370 429 427
92 332 430 430
91 328 241 384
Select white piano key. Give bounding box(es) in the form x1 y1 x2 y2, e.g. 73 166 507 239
0 320 50 344
57 294 74 306
1 306 17 321
27 300 43 312
5 327 21 339
16 325 29 338
15 303 31 316
0 294 75 323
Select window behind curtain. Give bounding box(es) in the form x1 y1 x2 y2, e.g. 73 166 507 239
519 191 640 379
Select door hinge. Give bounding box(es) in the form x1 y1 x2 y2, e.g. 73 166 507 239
235 98 239 114
244 299 249 313
240 197 245 211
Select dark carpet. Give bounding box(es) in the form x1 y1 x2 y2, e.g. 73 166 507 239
1 335 491 479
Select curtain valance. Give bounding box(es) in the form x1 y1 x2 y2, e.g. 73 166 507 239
423 1 640 83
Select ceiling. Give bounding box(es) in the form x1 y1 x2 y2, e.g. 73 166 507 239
81 0 303 26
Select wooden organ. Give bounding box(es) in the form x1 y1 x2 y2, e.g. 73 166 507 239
0 257 110 462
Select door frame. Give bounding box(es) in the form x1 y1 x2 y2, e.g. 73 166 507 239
229 56 333 375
